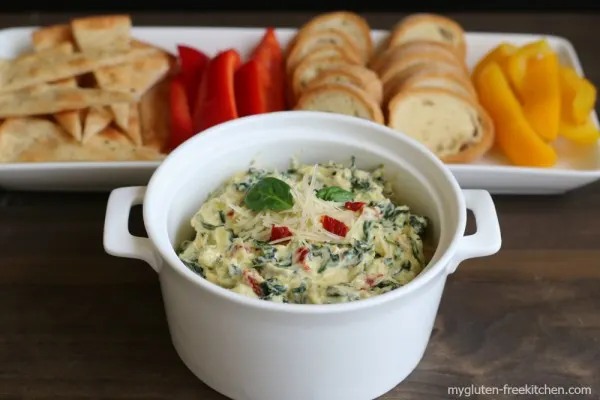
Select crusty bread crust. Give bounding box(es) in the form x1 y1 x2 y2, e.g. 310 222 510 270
389 14 467 60
400 70 477 99
295 82 384 124
343 65 383 105
304 67 383 105
298 11 373 62
381 54 467 105
387 87 493 163
291 56 355 100
286 28 362 74
380 53 466 88
370 40 467 75
286 43 361 76
379 51 467 85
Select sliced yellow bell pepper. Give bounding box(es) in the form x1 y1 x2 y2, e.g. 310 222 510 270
474 62 557 168
503 39 553 95
520 53 561 142
471 43 517 82
560 117 600 146
559 66 597 125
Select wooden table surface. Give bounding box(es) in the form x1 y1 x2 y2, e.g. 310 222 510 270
1 11 599 400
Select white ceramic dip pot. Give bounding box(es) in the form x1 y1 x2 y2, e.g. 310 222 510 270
103 111 501 400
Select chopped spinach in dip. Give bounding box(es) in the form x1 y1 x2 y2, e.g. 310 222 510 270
178 158 431 305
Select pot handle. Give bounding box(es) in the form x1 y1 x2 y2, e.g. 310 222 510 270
447 189 502 274
103 186 162 273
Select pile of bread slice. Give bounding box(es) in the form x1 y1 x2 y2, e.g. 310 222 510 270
286 12 384 124
289 12 494 164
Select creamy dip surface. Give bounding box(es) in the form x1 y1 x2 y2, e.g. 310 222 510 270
177 158 431 305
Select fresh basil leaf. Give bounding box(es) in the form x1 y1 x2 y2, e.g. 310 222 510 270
244 177 294 212
316 186 354 202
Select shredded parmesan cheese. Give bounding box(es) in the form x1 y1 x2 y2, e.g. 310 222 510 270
231 163 362 244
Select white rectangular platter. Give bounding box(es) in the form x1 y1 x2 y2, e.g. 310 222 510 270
0 26 598 194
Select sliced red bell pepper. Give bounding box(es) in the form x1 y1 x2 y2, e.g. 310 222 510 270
168 76 194 151
192 49 241 133
177 45 210 110
250 28 286 112
234 59 269 117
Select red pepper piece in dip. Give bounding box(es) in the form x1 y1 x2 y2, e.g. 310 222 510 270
320 215 349 237
345 201 366 212
269 225 293 243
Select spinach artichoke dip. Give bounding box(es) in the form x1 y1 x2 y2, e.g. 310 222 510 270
177 158 431 305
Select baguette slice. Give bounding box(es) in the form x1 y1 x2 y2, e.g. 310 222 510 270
387 88 493 163
296 11 373 62
380 52 467 86
286 29 362 75
381 55 467 104
389 14 467 60
304 68 383 105
384 66 470 104
401 71 477 100
291 56 355 101
370 40 466 75
295 82 384 124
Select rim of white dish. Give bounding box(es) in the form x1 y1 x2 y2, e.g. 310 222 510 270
145 111 467 315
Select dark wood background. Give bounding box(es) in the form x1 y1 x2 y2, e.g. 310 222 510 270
1 12 599 400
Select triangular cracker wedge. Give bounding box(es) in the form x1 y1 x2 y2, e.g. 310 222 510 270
51 79 83 141
71 15 131 50
130 52 172 98
0 117 165 163
31 25 83 141
139 76 170 152
31 24 74 51
0 88 134 118
126 102 142 146
71 15 132 134
132 39 179 77
0 46 158 93
92 63 130 130
82 106 113 142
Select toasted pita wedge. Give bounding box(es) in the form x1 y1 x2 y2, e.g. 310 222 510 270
0 88 134 118
31 24 74 50
72 15 132 134
130 52 172 98
139 76 170 152
0 117 165 163
0 46 157 93
126 102 142 146
71 15 131 51
92 63 130 130
16 42 74 62
31 27 83 141
82 106 113 142
50 80 83 141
